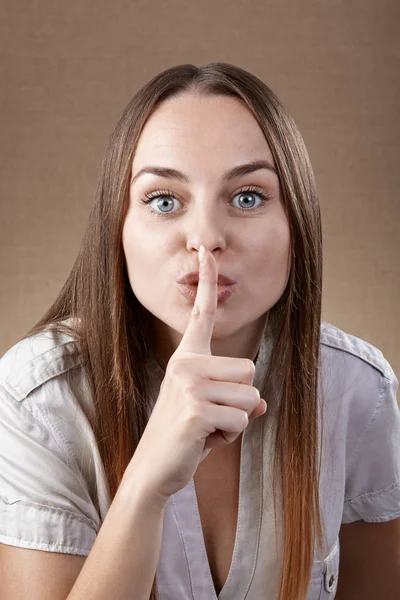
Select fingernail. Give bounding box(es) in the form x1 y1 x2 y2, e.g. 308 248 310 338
262 400 267 414
199 245 205 265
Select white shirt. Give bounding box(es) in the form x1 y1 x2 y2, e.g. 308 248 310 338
0 319 399 599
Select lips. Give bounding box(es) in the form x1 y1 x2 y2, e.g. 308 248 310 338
177 271 235 287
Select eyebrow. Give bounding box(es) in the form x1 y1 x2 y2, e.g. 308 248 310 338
130 159 278 186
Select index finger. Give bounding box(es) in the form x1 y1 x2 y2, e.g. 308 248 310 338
176 245 218 356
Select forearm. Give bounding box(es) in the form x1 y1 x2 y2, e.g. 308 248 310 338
67 470 167 600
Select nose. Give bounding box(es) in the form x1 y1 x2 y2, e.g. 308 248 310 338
186 212 227 256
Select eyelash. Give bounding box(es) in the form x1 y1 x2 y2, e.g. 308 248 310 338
138 185 274 218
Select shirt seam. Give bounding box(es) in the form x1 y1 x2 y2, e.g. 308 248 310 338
27 376 89 470
0 495 99 532
170 495 197 599
345 368 387 474
0 381 91 494
320 337 389 380
2 340 83 401
6 339 78 378
0 533 93 555
343 476 400 506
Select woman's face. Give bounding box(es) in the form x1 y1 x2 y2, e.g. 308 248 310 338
123 93 291 360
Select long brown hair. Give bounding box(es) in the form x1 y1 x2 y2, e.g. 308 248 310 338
23 62 325 600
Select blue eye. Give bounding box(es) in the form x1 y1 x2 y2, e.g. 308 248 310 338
149 195 178 214
231 191 260 210
139 186 273 217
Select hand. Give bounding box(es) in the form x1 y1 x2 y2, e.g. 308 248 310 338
128 246 267 503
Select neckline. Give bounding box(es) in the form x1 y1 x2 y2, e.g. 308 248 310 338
146 334 272 598
170 412 265 599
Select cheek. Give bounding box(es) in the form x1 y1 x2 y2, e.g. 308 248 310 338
269 226 291 287
271 226 291 270
122 216 167 282
123 209 150 250
253 218 290 264
247 220 291 295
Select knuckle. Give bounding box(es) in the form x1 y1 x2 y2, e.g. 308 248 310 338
241 411 249 427
200 305 216 318
190 306 201 320
185 398 203 424
245 358 256 378
246 387 259 408
167 358 184 378
182 377 200 398
167 356 193 378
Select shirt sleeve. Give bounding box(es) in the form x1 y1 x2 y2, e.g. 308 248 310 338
342 359 400 523
0 383 100 556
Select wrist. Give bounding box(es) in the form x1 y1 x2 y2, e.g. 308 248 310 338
120 464 170 512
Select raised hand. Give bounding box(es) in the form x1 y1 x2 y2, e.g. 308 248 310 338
128 245 267 504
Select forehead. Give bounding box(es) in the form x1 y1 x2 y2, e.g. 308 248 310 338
131 94 275 173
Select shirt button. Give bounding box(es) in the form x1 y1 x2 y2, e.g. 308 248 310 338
324 570 336 592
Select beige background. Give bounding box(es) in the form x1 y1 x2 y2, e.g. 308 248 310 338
1 1 399 382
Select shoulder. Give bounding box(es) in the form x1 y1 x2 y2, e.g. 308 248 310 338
318 320 398 437
0 318 83 403
319 322 400 523
320 320 393 381
0 321 106 546
319 319 397 420
0 319 98 461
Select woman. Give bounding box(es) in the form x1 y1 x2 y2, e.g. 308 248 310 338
0 62 399 600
